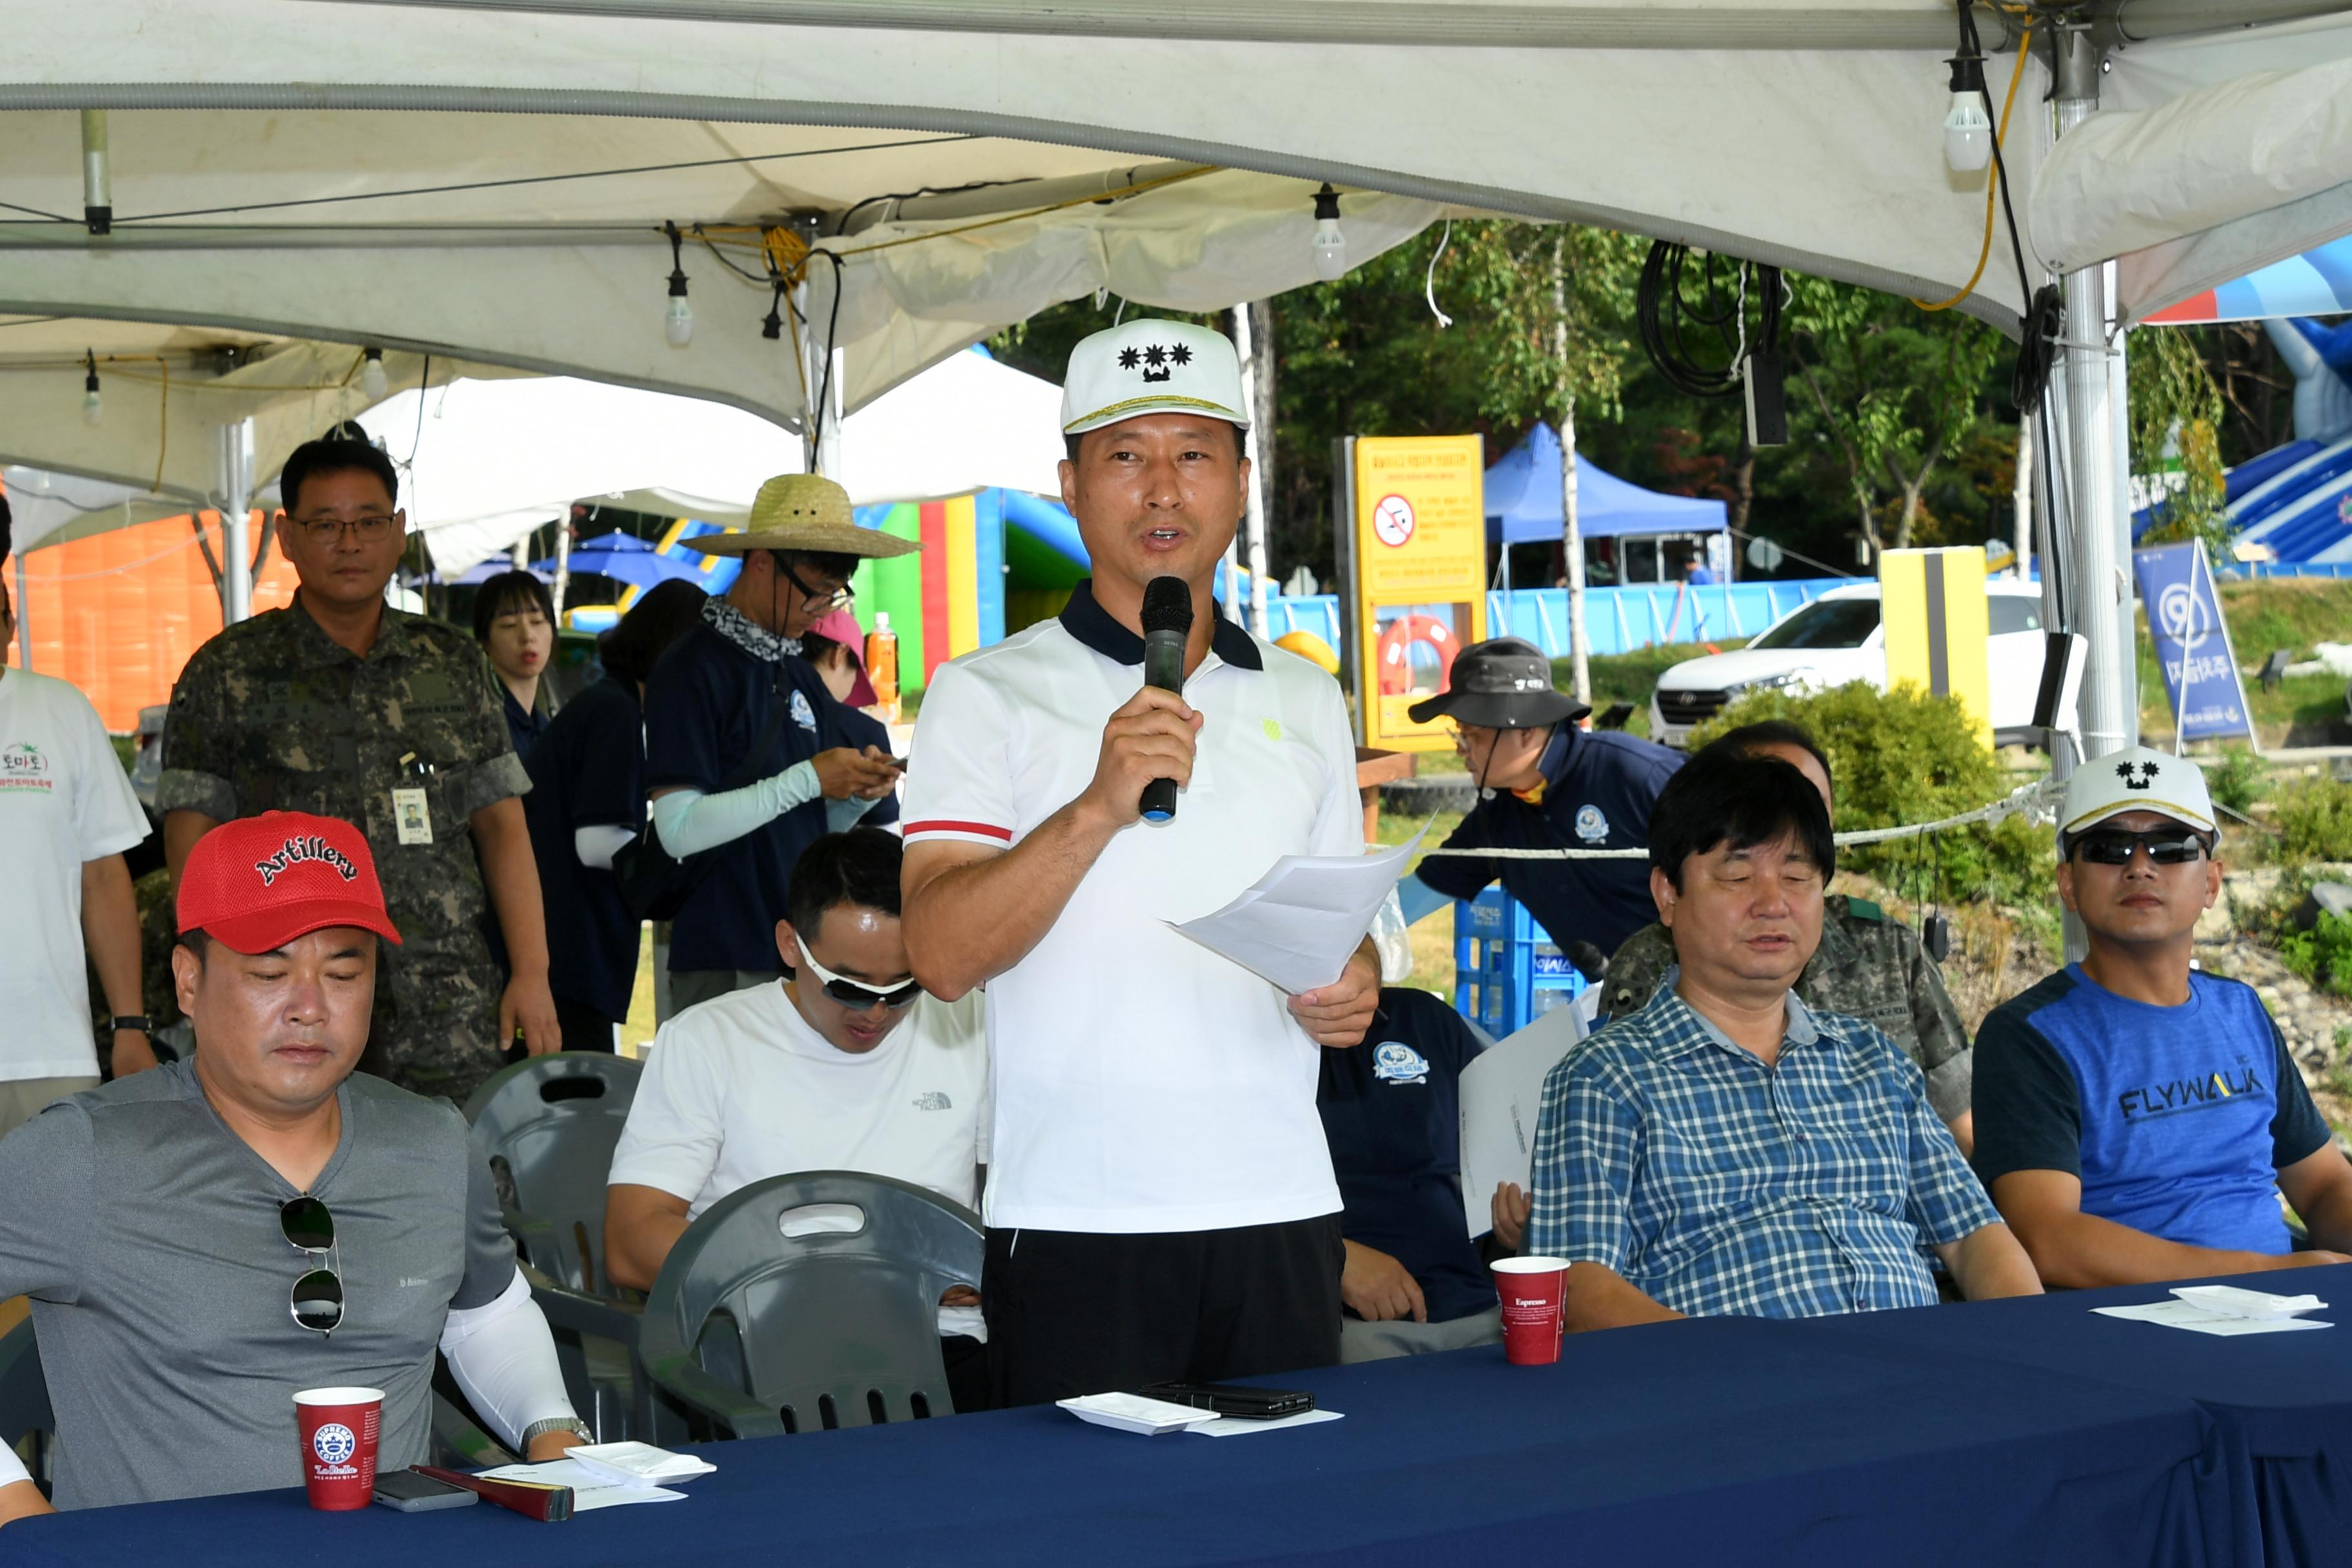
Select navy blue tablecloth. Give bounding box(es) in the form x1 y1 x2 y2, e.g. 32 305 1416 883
6 1313 2220 1568
1794 1262 2352 1568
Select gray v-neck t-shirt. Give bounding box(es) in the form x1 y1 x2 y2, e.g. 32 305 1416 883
0 1059 513 1508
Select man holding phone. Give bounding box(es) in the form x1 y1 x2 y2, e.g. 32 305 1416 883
0 812 585 1521
901 320 1378 1406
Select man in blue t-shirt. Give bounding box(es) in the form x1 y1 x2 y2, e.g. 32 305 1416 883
643 476 908 1017
1404 638 1682 960
1974 746 2352 1286
1317 988 1503 1359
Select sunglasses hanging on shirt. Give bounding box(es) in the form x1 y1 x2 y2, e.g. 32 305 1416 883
282 1195 344 1336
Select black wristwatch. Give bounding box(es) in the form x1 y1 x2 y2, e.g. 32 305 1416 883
105 1015 153 1036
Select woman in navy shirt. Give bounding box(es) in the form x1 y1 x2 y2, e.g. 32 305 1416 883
473 568 558 759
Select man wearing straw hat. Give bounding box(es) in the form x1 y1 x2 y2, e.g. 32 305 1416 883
644 475 908 1016
901 320 1380 1404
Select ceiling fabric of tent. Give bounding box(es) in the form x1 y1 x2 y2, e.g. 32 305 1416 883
0 317 525 504
349 347 1068 574
1 3 2351 404
2030 39 2352 320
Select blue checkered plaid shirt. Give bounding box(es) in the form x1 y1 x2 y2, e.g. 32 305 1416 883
1525 977 1997 1319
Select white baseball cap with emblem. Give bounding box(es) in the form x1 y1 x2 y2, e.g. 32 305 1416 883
2059 744 2217 852
1061 319 1250 436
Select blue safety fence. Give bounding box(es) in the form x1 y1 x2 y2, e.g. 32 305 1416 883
1453 886 1586 1037
1253 579 1848 660
2218 560 2352 580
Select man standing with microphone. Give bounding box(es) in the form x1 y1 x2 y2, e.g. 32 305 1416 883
903 320 1380 1405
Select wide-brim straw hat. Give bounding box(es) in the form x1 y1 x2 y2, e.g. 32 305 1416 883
692 474 921 559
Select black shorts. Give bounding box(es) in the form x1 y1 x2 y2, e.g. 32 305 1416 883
982 1213 1345 1408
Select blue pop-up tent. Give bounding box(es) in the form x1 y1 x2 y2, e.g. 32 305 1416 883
1484 422 1729 544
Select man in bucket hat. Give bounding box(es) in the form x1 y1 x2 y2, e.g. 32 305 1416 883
1972 745 2352 1286
901 319 1378 1404
0 811 587 1520
645 473 910 1017
1403 636 1683 963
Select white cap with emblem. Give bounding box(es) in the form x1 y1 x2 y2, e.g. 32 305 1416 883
1060 319 1250 436
2059 744 2217 851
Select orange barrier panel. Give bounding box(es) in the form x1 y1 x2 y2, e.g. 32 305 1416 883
10 512 295 732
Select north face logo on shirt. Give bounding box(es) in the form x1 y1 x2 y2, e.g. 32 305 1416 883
912 1091 953 1111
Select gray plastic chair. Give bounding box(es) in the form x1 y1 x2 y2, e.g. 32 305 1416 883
463 1052 642 1295
637 1171 983 1441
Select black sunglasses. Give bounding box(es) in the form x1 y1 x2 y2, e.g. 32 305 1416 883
2073 827 2210 867
282 1196 344 1336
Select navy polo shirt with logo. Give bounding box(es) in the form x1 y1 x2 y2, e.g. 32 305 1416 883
1972 965 2331 1253
642 626 857 974
1317 988 1498 1324
1414 726 1683 957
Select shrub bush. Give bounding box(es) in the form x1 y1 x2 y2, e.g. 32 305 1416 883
1688 680 2054 918
2204 746 2267 816
2273 774 2352 863
2276 911 2352 1000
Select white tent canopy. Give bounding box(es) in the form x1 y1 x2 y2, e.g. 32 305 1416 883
5 0 2352 391
351 346 1068 573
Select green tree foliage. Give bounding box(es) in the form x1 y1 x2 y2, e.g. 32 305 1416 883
1780 279 2009 555
2128 325 2232 562
1687 679 2053 917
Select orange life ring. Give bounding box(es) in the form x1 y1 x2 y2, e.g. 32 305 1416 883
1377 614 1457 697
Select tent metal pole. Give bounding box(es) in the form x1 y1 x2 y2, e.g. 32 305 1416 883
2012 418 2033 580
218 417 253 624
1230 302 1271 639
2053 26 2133 763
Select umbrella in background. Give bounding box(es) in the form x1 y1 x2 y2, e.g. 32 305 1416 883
531 532 709 591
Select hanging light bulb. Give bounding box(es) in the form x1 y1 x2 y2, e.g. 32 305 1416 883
1311 184 1348 281
360 346 389 400
81 350 101 427
663 220 694 349
1943 55 1992 173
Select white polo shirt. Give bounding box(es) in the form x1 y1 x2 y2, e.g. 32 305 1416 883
904 580 1360 1235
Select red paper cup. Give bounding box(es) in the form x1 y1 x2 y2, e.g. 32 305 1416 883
1492 1257 1571 1366
294 1386 384 1510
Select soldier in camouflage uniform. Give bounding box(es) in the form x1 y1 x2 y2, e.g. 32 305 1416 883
1594 719 1974 1148
159 438 557 1102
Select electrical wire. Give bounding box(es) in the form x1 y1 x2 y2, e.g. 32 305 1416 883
1636 242 1780 399
1912 12 2035 313
104 135 981 225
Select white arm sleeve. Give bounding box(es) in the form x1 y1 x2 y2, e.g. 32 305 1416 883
573 823 636 871
0 1443 26 1490
439 1268 580 1447
825 794 885 833
650 759 822 858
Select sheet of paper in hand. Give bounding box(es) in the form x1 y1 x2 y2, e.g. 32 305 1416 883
1169 825 1426 995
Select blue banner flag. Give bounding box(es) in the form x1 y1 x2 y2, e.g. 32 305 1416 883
2131 542 2253 743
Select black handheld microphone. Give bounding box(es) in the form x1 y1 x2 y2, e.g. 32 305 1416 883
1139 576 1194 823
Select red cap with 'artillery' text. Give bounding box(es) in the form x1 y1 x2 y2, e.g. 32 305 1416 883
176 811 403 954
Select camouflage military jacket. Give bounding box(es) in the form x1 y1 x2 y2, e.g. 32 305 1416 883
1596 894 1972 1124
158 598 530 1097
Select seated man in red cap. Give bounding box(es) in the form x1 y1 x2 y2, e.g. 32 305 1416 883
0 811 589 1522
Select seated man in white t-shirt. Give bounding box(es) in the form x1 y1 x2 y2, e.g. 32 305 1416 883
603 826 990 1407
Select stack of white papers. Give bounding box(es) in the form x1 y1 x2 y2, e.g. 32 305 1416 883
1170 827 1426 995
1057 1393 1346 1438
479 1442 717 1511
2093 1284 2333 1337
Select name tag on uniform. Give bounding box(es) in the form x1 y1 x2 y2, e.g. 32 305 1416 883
393 787 433 845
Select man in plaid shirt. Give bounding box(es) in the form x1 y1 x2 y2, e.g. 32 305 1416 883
1525 749 2039 1329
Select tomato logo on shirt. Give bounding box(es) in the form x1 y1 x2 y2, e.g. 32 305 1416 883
0 743 53 792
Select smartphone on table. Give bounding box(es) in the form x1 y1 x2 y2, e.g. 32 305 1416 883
373 1467 480 1512
1134 1382 1315 1420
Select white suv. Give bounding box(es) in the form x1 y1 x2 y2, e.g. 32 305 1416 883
1647 580 2078 749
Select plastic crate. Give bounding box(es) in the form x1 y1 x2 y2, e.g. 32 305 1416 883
1453 885 1586 1037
